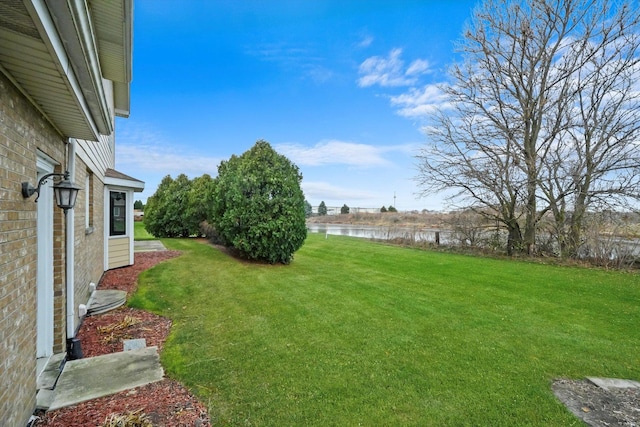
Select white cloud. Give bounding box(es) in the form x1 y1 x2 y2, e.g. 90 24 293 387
250 43 311 62
115 126 222 177
357 35 374 48
116 144 222 177
406 59 430 76
248 42 333 83
305 65 334 83
390 84 452 118
302 180 441 211
275 139 413 167
358 48 431 88
302 181 379 202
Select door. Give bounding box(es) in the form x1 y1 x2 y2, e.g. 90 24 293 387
36 159 55 358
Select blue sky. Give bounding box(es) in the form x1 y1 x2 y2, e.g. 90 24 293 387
115 0 478 211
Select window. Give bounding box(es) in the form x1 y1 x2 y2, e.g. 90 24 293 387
85 172 94 230
109 191 126 236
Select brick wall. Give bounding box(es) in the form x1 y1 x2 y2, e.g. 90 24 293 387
0 72 67 425
72 160 106 333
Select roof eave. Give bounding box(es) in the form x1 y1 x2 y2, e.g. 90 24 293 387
46 0 113 135
91 0 133 118
23 0 100 140
0 0 132 140
105 168 144 192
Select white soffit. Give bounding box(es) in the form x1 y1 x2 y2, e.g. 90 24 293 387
0 0 133 138
0 0 98 140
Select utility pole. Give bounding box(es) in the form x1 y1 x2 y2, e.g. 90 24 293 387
393 191 396 209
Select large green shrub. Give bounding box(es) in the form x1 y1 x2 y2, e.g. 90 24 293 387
211 140 307 264
144 175 172 237
144 174 199 237
186 174 216 230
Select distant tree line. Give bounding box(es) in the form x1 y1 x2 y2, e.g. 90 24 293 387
312 202 399 215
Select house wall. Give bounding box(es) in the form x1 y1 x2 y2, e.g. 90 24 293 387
72 160 107 333
76 133 115 182
0 71 66 427
108 237 130 270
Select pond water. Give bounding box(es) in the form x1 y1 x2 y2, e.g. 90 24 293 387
307 223 640 260
306 223 452 244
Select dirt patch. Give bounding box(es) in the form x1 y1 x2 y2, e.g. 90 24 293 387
553 379 640 426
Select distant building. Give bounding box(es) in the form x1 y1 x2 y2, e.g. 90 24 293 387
311 206 381 215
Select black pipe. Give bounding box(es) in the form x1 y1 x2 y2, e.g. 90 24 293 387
66 337 83 360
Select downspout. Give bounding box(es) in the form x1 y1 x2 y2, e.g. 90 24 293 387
65 139 81 358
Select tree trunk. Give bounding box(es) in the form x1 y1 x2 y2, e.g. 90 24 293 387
567 188 588 257
524 186 537 255
506 220 522 256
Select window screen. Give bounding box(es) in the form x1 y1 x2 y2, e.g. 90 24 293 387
110 191 126 236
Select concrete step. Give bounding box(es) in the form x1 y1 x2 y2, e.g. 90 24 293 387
87 289 127 315
39 346 164 411
36 353 65 390
36 353 66 411
587 377 640 390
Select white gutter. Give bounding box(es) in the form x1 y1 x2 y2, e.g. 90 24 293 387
115 0 134 117
66 139 76 339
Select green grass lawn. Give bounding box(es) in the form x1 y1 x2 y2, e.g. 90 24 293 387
134 221 156 240
129 234 640 426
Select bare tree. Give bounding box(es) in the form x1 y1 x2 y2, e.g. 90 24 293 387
560 4 640 255
416 106 528 254
417 0 640 256
447 209 490 248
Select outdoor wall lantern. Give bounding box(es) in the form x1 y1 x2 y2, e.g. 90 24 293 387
22 171 82 212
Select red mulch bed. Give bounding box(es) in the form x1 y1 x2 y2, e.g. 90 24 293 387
35 250 211 427
77 307 172 358
97 250 182 296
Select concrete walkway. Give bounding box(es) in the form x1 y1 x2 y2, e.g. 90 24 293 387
134 240 166 252
37 346 164 411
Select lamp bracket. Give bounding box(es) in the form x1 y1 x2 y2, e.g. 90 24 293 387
21 172 69 202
